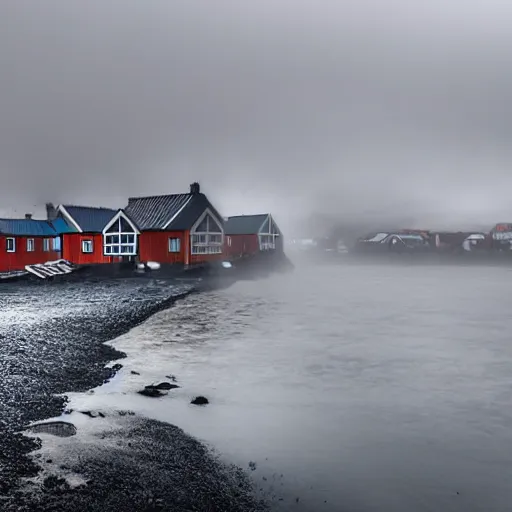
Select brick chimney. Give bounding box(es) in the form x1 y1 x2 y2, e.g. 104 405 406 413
190 182 200 195
45 202 57 221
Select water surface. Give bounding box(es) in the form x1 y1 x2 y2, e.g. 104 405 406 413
67 261 512 511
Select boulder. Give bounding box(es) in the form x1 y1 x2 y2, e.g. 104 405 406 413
191 396 209 406
138 388 164 398
28 421 77 438
151 382 180 391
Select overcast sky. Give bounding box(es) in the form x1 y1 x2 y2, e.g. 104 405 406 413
1 0 512 232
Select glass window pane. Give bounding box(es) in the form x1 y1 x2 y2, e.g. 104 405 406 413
207 214 222 233
120 217 134 233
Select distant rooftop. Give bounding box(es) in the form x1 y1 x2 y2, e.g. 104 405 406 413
224 214 269 235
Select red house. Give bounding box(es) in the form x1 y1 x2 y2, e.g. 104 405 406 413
124 182 225 266
224 213 283 258
48 183 224 267
53 204 139 265
0 214 73 272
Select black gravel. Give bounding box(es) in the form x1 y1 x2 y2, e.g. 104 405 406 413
4 418 268 512
0 278 197 496
0 255 291 510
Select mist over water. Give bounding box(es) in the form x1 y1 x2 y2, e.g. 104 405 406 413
47 259 512 511
3 1 512 231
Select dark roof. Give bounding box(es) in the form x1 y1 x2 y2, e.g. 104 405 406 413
125 193 224 231
0 217 75 236
125 194 191 230
61 205 118 233
224 214 268 235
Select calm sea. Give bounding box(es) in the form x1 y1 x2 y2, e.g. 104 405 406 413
50 260 512 511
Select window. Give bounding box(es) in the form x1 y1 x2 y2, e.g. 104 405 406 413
258 215 280 250
6 238 15 252
43 238 50 252
190 212 223 255
52 237 61 252
26 239 35 252
169 238 181 253
103 214 137 256
82 239 93 253
227 236 232 247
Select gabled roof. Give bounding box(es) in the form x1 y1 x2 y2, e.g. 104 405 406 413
0 217 75 236
125 192 223 231
224 214 269 235
59 205 118 233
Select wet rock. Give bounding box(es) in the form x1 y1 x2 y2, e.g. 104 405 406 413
80 411 99 418
111 363 123 372
165 375 177 382
191 396 209 405
42 475 70 493
28 421 77 438
150 382 180 391
138 388 165 398
130 370 140 375
249 461 257 471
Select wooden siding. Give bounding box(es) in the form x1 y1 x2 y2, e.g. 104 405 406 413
0 235 60 272
138 231 186 264
62 233 120 265
224 233 284 259
189 252 225 265
139 230 224 265
224 234 260 258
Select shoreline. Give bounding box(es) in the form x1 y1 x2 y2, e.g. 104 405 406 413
1 279 198 499
1 256 292 511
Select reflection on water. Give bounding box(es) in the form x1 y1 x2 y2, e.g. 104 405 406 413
107 261 512 511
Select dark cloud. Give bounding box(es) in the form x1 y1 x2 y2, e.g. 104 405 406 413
1 1 512 231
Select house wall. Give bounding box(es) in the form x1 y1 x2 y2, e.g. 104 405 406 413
275 234 284 253
138 231 186 264
224 233 284 259
62 233 120 265
189 251 225 265
224 234 260 258
0 235 60 272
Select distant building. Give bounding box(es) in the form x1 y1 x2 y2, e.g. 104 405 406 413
224 213 282 258
491 223 512 250
0 214 73 272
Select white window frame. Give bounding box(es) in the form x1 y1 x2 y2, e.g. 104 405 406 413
168 237 181 253
43 238 50 252
190 208 224 255
6 237 15 253
82 239 93 253
102 210 139 256
26 238 35 252
227 236 232 247
258 214 280 251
